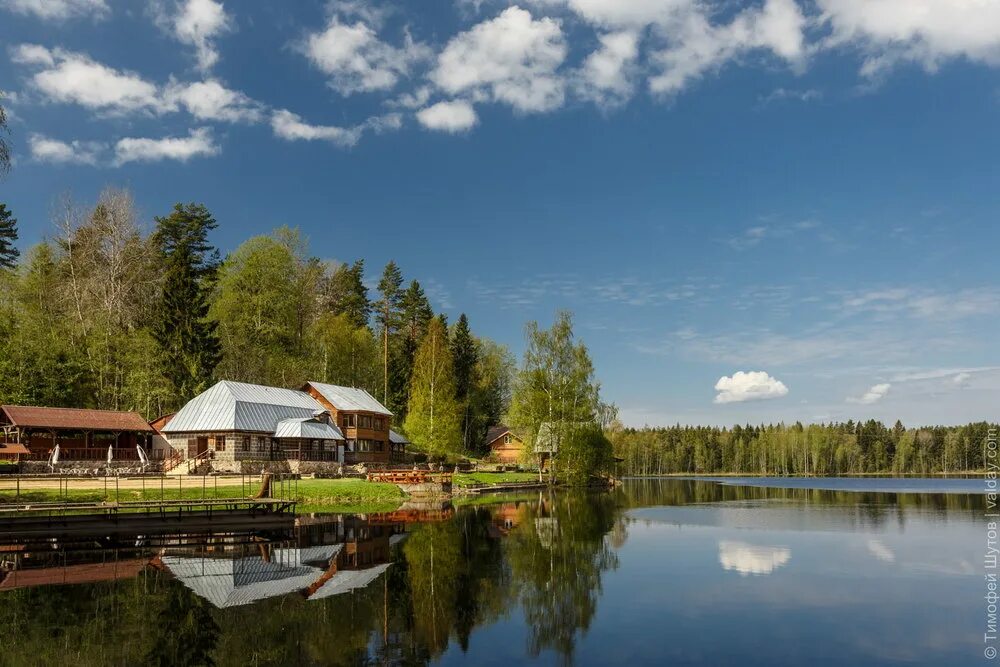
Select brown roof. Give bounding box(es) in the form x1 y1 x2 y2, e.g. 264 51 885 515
0 559 150 590
485 425 522 447
0 405 154 433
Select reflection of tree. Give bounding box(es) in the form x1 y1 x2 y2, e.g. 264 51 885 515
505 491 619 666
145 579 219 666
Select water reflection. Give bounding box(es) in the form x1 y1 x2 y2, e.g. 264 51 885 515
0 479 989 666
718 540 791 576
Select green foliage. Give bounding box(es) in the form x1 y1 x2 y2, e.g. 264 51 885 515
404 316 463 457
152 203 222 407
0 202 18 269
322 259 371 328
391 279 433 418
610 420 998 475
509 311 609 483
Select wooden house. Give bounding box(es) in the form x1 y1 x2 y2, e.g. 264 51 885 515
302 382 396 464
0 405 156 461
485 425 525 464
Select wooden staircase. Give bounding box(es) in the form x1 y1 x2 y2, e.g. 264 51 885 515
164 449 214 476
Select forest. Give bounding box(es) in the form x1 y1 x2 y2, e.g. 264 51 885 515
610 420 996 476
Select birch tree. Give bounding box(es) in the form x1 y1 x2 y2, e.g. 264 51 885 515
404 316 462 458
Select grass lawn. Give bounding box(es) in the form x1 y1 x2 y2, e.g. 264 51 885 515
0 477 406 514
453 471 544 488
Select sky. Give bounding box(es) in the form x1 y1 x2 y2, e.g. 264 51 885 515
1 0 999 428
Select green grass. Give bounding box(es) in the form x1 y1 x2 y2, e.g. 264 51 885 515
453 471 544 488
0 478 407 513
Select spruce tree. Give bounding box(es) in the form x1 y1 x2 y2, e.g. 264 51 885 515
404 316 463 458
0 203 18 270
0 92 10 177
451 313 478 449
152 203 222 405
392 280 434 416
375 261 404 405
324 259 370 328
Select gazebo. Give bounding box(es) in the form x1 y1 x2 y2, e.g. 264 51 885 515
0 405 156 461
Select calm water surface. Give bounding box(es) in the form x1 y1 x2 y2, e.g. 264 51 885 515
0 478 987 666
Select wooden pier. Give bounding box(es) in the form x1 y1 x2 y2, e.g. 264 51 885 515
0 497 296 540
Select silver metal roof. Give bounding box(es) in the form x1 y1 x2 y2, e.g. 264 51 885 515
306 382 392 416
274 417 345 440
389 429 409 444
163 381 326 434
307 563 391 600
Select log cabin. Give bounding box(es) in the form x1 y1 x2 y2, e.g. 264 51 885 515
485 425 526 464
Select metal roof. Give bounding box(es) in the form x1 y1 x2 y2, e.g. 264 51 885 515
274 417 345 440
307 563 392 600
1 405 154 433
305 382 392 416
162 381 326 434
389 429 409 444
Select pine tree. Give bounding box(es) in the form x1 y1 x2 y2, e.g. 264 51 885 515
404 316 463 458
0 92 10 177
152 203 222 405
324 259 370 329
375 261 404 405
0 203 18 270
450 313 478 449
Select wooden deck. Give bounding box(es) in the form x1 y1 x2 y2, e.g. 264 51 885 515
0 497 296 540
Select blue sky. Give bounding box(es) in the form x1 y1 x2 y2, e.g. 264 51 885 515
1 0 999 427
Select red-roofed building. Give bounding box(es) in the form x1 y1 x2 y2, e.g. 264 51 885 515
0 405 157 461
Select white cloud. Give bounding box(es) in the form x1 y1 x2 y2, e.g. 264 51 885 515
718 540 791 576
29 133 104 165
714 371 789 404
952 372 971 387
648 0 807 95
1 0 107 21
818 0 1000 77
431 7 568 113
271 109 361 146
13 44 163 114
577 30 640 107
163 79 263 122
416 99 478 132
525 0 683 29
114 127 219 164
157 0 233 72
302 16 429 94
848 382 890 405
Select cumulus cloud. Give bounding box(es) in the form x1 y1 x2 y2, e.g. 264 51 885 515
818 0 1000 77
163 79 263 122
302 14 430 94
1 0 107 21
156 0 232 72
952 372 971 387
29 133 104 165
270 109 364 146
12 44 163 114
114 127 219 164
848 382 891 405
416 100 478 132
648 0 807 95
714 371 789 404
576 30 640 107
431 7 568 113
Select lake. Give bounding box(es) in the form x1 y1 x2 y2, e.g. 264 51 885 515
0 477 988 666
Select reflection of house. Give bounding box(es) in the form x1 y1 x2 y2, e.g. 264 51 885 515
0 405 157 461
487 502 528 538
161 380 401 465
0 558 151 590
485 425 525 463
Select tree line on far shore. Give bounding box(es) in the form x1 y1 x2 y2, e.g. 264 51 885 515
610 420 997 475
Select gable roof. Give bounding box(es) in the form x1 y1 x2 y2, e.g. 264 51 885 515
162 381 325 434
485 425 518 447
304 382 392 416
1 405 154 433
389 429 409 445
274 417 345 440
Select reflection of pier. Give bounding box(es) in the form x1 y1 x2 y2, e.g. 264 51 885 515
0 498 296 541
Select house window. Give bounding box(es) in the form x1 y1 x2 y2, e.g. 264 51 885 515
345 414 356 428
241 436 250 452
216 436 226 452
504 434 512 445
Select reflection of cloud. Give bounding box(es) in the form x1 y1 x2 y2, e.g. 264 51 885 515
718 540 790 576
867 539 895 563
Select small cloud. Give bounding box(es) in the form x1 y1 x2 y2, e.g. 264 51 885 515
154 0 233 72
714 371 789 404
952 372 971 387
848 382 890 405
113 127 219 165
719 540 791 576
29 133 105 165
757 87 822 107
416 99 477 133
1 0 108 21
